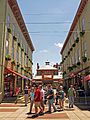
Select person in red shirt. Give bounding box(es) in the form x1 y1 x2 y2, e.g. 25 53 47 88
34 84 43 115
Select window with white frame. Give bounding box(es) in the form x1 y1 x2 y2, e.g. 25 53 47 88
7 15 10 28
77 48 80 62
82 17 85 32
12 24 15 36
5 32 9 54
83 42 87 57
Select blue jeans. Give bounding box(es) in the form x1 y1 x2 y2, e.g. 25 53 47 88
48 99 56 112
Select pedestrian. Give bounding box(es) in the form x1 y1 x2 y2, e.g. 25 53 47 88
28 87 35 114
47 84 56 113
68 84 76 108
24 86 28 106
55 84 60 105
58 86 65 110
39 85 45 112
34 84 43 116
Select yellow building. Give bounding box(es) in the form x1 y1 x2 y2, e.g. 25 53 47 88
61 0 90 95
0 0 34 102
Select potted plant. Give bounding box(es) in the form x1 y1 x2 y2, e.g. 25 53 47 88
17 62 20 67
77 62 80 66
5 54 11 60
13 36 17 41
75 37 79 43
11 60 15 65
25 52 27 55
68 66 73 71
7 28 12 33
80 31 85 37
72 43 76 47
18 42 20 47
68 51 70 55
21 67 24 70
72 64 77 69
82 56 87 62
70 47 73 51
63 71 66 76
21 48 24 51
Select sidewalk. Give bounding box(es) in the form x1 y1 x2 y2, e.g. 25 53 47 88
0 103 90 120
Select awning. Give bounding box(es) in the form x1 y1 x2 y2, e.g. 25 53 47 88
84 74 90 81
4 68 29 79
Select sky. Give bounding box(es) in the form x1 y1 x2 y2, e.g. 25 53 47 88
17 0 80 75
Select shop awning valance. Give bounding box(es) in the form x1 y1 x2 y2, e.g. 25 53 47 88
4 68 29 80
84 74 90 81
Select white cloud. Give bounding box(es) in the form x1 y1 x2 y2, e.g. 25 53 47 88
39 49 48 53
54 43 63 49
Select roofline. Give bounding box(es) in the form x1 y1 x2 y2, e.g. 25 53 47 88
60 0 88 54
8 0 35 51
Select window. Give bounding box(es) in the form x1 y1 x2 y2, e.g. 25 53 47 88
77 48 80 62
82 17 85 32
12 24 15 36
5 33 9 54
83 42 87 57
7 15 10 27
12 39 14 59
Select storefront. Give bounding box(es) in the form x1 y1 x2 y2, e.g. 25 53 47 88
4 68 30 97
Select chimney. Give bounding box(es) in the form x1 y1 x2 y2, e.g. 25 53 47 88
37 63 39 69
56 63 58 68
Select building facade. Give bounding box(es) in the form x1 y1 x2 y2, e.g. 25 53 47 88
32 62 63 87
60 0 90 95
0 0 34 101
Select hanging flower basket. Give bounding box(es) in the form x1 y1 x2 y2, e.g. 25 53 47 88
75 37 79 43
13 36 17 41
80 31 85 37
72 43 76 47
63 71 66 76
7 28 12 33
21 67 24 70
72 64 77 69
77 62 80 66
70 47 73 51
25 52 27 55
68 51 70 55
21 48 24 51
11 60 15 65
82 56 87 62
68 66 73 71
17 62 20 67
18 42 20 47
5 54 11 60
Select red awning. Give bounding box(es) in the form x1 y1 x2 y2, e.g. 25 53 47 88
84 75 90 81
4 68 25 78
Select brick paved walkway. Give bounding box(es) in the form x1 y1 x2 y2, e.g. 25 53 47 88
0 103 90 120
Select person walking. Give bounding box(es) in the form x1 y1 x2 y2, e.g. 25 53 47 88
68 84 76 108
39 85 45 112
24 86 28 106
28 87 35 114
34 84 43 116
47 84 56 113
55 84 60 105
58 86 65 110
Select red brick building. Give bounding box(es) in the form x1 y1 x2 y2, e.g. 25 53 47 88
32 62 63 87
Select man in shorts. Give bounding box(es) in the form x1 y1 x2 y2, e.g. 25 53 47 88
34 84 43 115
